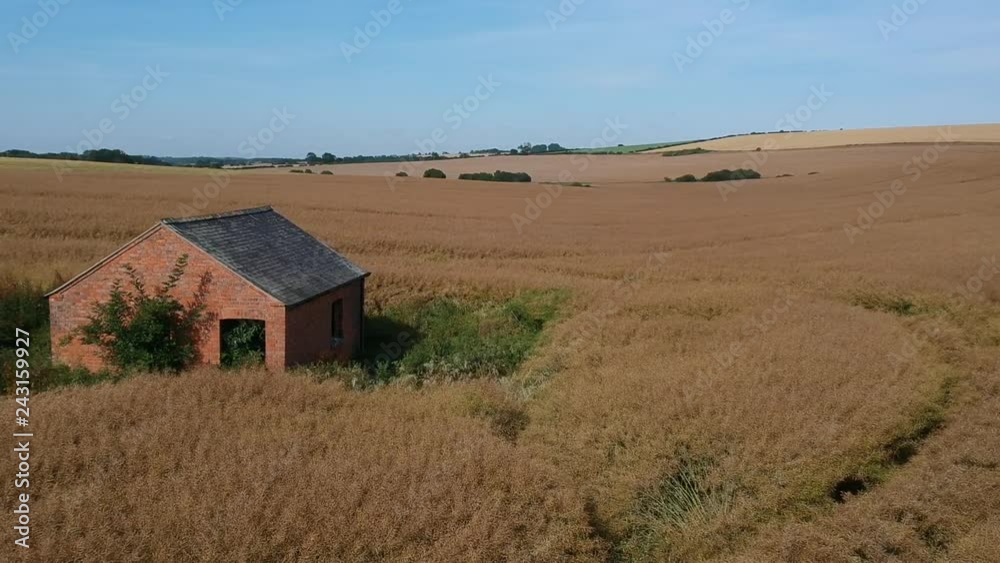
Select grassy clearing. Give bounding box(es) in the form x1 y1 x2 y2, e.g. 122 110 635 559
299 289 566 388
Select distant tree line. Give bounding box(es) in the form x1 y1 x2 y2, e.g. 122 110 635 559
304 151 452 166
0 148 172 167
512 142 566 155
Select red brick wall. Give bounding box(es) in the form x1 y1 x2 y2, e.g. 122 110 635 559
49 227 288 372
283 278 365 367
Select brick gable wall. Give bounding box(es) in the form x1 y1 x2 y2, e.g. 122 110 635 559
49 227 288 371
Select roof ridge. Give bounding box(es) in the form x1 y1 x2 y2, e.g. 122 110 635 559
161 206 274 225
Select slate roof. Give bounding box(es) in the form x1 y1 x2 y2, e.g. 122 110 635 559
161 206 367 306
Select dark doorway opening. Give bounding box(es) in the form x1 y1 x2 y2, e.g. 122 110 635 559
220 319 266 368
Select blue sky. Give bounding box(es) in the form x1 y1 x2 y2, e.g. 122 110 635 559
2 0 999 157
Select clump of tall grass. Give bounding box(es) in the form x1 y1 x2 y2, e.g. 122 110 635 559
618 457 738 561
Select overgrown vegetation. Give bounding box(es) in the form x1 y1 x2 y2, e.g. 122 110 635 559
0 277 117 395
458 170 533 183
673 174 698 183
618 456 738 562
423 168 447 179
75 256 207 374
301 290 565 388
220 320 266 369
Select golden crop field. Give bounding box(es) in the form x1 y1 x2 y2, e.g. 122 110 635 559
644 123 1000 153
2 143 1000 562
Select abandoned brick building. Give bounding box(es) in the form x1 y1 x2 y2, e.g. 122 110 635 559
48 206 369 371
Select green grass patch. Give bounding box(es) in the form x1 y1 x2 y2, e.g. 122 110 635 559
301 289 567 388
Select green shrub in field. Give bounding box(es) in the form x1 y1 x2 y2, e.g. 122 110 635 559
320 170 333 175
76 255 207 374
700 168 761 182
674 174 699 183
393 292 558 378
396 171 408 177
457 170 532 183
302 290 566 387
304 169 314 174
289 169 304 174
458 172 494 181
424 168 447 179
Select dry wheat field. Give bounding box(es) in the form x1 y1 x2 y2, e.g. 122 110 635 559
2 144 1000 562
643 124 1000 153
